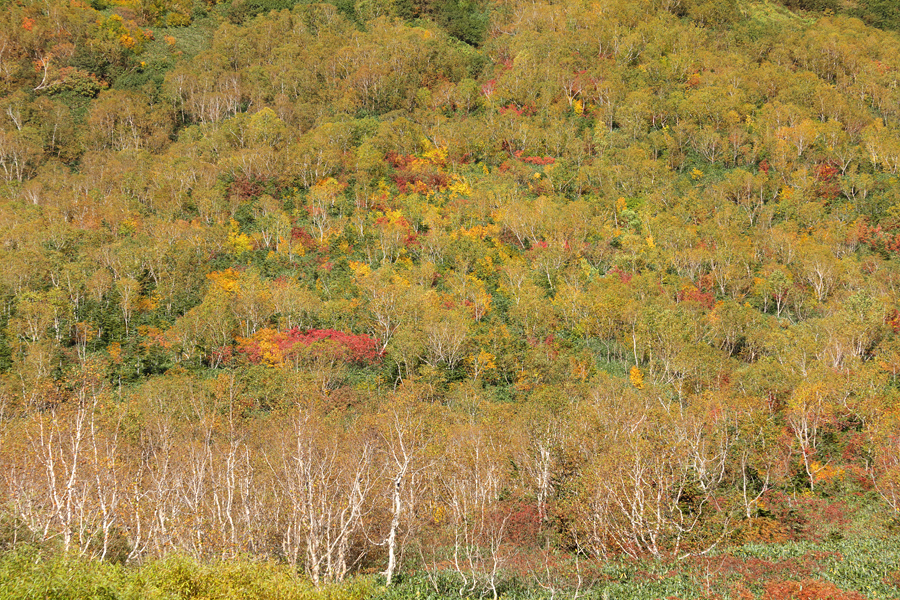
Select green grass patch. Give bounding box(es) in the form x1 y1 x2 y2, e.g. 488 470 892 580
744 0 816 26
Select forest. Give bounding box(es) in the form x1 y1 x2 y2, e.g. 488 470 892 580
1 0 900 597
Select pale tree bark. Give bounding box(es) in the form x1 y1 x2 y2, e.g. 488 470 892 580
380 399 436 585
574 395 732 560
279 409 376 585
438 423 510 598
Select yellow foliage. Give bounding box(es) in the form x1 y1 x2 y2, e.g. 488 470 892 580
476 349 496 370
238 329 284 366
446 174 472 198
137 293 159 312
107 342 123 364
467 349 497 380
571 358 590 381
97 13 148 54
810 460 844 484
227 219 254 254
629 365 644 389
119 218 139 234
312 177 344 196
422 145 448 165
572 98 584 115
458 223 500 240
349 261 372 278
207 269 240 294
383 209 405 225
74 322 97 345
476 255 495 278
514 369 539 393
431 503 446 524
280 236 305 257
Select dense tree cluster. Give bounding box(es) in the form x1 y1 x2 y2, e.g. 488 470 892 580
2 0 900 591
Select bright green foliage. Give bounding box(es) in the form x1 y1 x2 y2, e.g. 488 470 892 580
0 548 378 600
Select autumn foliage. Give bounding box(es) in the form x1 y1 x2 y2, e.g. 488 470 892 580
4 0 900 595
237 328 383 366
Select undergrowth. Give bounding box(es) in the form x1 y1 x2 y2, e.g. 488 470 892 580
2 538 899 600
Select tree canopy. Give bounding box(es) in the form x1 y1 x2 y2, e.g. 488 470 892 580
2 0 900 594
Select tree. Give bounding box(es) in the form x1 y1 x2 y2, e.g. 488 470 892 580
568 387 731 559
433 418 511 599
785 377 835 491
376 391 441 585
86 90 172 152
352 264 425 353
862 120 900 174
0 125 41 182
868 403 900 514
277 406 377 585
116 277 140 337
